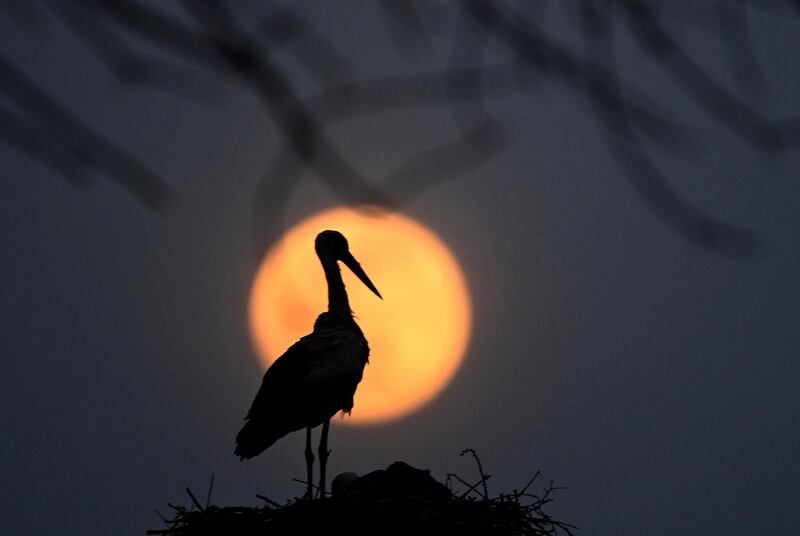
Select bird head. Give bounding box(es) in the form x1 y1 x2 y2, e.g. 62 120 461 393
316 230 383 299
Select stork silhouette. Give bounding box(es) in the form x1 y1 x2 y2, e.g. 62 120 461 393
235 230 382 498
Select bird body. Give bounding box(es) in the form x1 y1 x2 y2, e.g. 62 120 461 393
235 229 381 497
235 312 369 459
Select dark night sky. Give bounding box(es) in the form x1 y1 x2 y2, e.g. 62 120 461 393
2 3 799 535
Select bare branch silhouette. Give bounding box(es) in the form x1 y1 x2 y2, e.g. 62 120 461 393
255 7 357 88
41 0 217 102
0 105 89 185
617 0 798 152
577 1 760 258
714 1 768 96
2 0 798 258
378 0 433 58
0 50 172 209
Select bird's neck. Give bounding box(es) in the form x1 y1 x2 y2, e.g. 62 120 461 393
321 256 352 319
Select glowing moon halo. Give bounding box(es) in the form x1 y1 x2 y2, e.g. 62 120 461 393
249 208 471 425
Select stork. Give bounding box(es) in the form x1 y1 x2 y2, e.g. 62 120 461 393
235 230 382 498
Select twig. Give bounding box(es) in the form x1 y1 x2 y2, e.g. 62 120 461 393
205 474 215 508
185 487 204 512
446 472 489 499
460 448 490 499
519 470 542 495
255 494 283 508
291 478 319 497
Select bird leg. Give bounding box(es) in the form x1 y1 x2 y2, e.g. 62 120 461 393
318 419 331 498
304 426 314 499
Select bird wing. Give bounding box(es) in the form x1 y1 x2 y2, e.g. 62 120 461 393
235 314 369 459
244 317 369 423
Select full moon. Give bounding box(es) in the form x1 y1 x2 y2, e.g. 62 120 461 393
249 207 471 425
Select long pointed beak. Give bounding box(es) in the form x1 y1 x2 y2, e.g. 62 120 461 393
342 251 382 299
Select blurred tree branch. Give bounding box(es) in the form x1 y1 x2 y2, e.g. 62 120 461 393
2 0 798 258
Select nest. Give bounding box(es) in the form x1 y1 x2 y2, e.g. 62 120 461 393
148 452 575 536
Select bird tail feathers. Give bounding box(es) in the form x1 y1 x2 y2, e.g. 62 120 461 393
234 418 288 460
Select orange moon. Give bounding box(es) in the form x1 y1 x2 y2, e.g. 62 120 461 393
249 207 471 425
